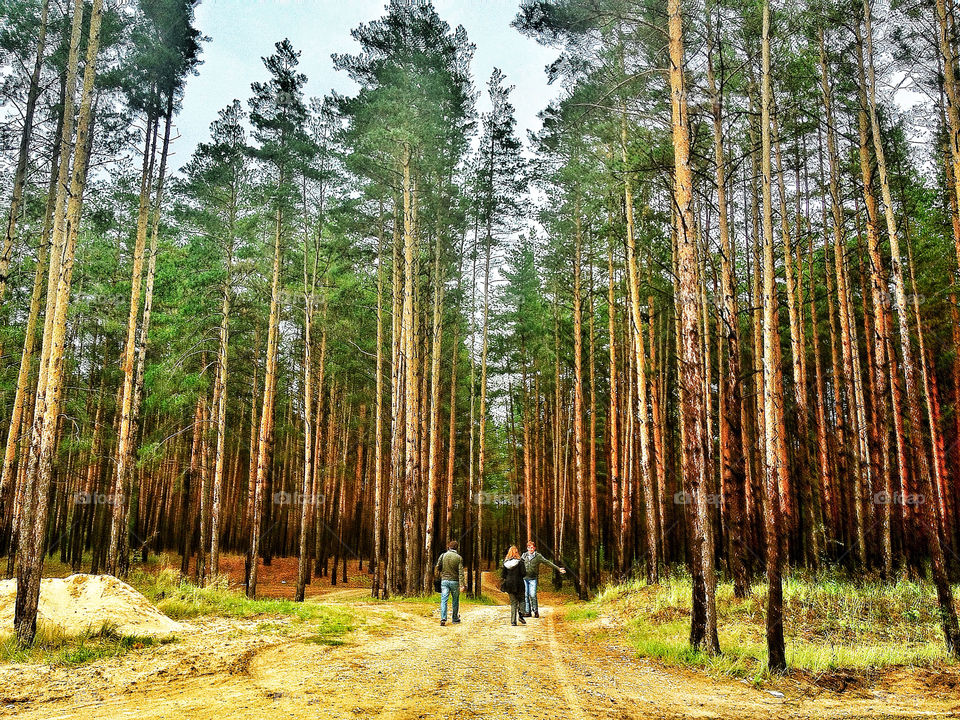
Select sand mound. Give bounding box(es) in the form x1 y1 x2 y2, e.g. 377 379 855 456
0 573 183 638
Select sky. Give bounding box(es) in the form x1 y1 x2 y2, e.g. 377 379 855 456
171 0 563 170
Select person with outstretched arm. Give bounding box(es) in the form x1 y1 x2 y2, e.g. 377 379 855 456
435 540 463 626
520 540 565 618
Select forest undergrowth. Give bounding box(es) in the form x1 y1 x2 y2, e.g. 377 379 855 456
572 567 960 681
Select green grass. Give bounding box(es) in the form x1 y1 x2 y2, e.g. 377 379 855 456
581 568 958 681
302 634 347 646
130 567 351 622
565 606 599 622
0 623 172 667
128 567 358 647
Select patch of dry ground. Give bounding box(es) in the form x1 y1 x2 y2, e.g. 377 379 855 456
1 570 958 719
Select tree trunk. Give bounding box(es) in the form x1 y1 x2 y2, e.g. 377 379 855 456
372 203 386 598
621 111 659 585
759 0 786 672
668 0 718 654
0 0 50 308
248 181 285 598
14 0 104 647
106 110 159 576
422 224 445 592
706 18 748 597
573 204 587 599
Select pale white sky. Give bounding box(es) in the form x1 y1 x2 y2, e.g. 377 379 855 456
171 0 561 169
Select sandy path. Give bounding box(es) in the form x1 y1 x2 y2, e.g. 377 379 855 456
2 582 959 719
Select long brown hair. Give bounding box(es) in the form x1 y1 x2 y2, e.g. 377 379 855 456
505 545 521 561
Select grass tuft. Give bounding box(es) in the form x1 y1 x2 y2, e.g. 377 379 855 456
0 623 170 667
565 606 599 622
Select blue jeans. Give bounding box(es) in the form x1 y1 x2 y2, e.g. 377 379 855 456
440 580 460 621
524 577 538 614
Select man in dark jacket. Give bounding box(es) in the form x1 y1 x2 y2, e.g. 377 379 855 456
521 541 565 618
435 540 463 626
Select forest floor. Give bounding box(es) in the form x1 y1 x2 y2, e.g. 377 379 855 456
1 557 958 719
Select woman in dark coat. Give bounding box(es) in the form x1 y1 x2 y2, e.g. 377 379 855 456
501 545 526 626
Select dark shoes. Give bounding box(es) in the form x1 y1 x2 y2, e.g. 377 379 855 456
518 615 526 625
534 610 540 618
440 620 446 626
452 617 461 623
511 621 517 626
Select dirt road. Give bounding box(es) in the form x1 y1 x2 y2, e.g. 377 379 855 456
2 581 958 719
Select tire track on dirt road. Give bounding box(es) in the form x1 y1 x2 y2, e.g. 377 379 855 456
545 609 590 720
480 569 595 719
498 613 542 720
375 607 466 720
475 569 539 718
467 604 547 720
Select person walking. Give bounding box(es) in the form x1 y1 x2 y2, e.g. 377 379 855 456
435 540 463 626
501 545 526 626
521 540 565 618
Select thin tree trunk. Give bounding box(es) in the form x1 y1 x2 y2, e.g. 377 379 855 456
620 110 659 586
475 212 493 593
0 0 50 308
422 223 445 591
706 15 748 596
668 0 718 654
607 238 622 575
106 110 159 576
759 0 786 671
127 103 173 574
15 0 104 647
248 174 285 598
838 26 894 575
400 146 420 594
372 202 386 598
210 237 234 580
573 204 587 599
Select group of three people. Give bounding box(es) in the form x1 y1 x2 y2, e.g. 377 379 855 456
434 540 566 626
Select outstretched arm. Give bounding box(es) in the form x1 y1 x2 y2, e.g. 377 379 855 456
541 553 566 573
